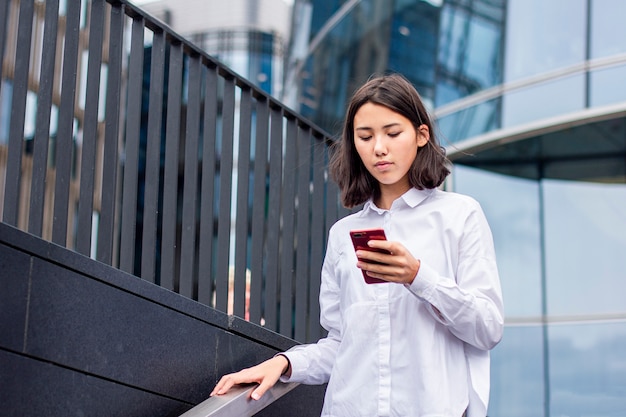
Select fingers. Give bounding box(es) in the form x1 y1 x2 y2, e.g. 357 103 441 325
210 373 241 397
210 356 288 400
357 241 420 284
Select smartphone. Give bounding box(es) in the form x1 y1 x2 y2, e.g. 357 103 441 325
350 228 390 284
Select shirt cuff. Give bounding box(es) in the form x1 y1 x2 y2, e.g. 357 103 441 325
277 351 303 383
404 261 439 301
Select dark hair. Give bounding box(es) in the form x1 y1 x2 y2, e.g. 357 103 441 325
329 73 450 208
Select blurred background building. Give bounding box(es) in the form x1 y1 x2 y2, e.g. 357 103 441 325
141 0 291 96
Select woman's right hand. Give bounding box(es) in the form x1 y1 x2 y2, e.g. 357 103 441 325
210 354 290 400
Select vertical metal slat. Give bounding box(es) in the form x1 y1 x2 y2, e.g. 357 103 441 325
97 2 125 265
279 117 297 337
309 136 326 341
118 16 145 273
28 0 59 236
159 42 183 291
140 30 166 282
52 0 81 246
215 76 236 313
248 97 269 324
233 86 253 318
3 0 34 226
0 0 11 99
75 0 105 255
197 65 218 305
295 126 312 342
179 54 202 298
263 105 283 331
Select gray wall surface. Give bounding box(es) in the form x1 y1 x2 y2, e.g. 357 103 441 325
0 223 325 416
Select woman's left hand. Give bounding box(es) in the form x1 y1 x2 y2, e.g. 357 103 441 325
355 240 421 284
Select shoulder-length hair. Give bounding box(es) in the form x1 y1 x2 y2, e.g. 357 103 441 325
329 73 450 208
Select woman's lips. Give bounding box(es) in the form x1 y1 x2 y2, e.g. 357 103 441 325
375 161 392 171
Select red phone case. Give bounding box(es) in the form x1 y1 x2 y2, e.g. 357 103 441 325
350 228 390 284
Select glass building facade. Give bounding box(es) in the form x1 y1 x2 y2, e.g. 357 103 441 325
288 0 626 415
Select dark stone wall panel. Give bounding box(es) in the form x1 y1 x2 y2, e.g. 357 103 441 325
0 223 326 415
0 243 31 352
0 349 190 417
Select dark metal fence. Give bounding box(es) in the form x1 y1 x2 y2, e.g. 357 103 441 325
0 0 348 343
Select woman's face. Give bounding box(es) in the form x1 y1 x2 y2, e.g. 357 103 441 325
353 102 429 199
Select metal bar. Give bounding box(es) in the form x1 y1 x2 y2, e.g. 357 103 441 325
3 0 34 226
179 54 202 299
264 105 283 331
248 97 269 325
0 0 10 100
97 1 125 265
75 0 105 255
215 76 236 313
140 30 166 282
279 117 297 337
197 65 218 305
295 126 312 342
28 0 59 236
179 382 299 417
159 41 184 291
52 0 81 245
233 86 253 318
309 137 326 342
118 15 145 272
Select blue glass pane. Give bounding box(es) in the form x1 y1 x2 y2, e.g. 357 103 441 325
549 322 626 416
437 98 500 143
489 326 545 417
590 64 626 107
590 0 626 58
502 74 585 128
505 0 586 82
453 166 542 318
436 0 505 106
543 180 626 316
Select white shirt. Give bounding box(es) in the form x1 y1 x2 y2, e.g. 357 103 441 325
281 188 504 417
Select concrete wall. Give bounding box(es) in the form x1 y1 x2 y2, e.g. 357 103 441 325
0 223 325 416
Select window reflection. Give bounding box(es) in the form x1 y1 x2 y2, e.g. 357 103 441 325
489 326 545 417
549 323 626 416
543 180 626 316
452 166 542 318
505 0 586 82
502 74 585 128
590 0 626 58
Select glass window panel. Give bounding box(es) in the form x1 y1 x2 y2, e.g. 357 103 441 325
543 180 626 316
502 74 585 128
489 326 545 417
590 0 626 58
549 322 626 416
437 98 500 143
590 64 626 107
505 0 586 82
453 166 542 318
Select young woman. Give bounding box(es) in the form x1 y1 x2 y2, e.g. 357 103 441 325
211 73 504 417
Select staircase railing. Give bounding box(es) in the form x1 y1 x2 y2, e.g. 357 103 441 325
0 0 349 345
179 382 300 417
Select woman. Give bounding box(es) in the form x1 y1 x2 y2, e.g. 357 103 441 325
211 73 504 417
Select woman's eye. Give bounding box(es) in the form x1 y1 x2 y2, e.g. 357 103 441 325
388 132 401 137
358 136 372 141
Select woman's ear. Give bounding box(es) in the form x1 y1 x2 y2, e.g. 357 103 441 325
417 124 430 148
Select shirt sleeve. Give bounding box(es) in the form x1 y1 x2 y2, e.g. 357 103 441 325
279 232 342 385
404 202 504 351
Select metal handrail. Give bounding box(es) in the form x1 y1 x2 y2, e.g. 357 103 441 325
180 382 300 417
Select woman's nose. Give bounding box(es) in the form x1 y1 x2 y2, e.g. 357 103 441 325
374 137 387 155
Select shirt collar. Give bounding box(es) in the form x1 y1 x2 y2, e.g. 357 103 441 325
361 188 434 215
